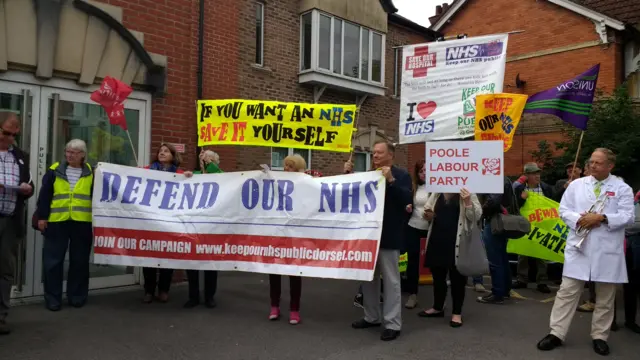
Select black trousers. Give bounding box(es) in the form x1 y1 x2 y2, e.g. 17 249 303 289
431 265 467 315
143 268 174 295
186 270 218 301
624 237 640 325
43 221 93 307
403 226 428 295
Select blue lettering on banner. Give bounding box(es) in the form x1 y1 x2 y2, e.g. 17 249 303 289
241 179 294 211
319 180 378 213
318 107 355 126
404 120 434 136
445 41 504 62
121 176 142 204
99 169 381 214
99 171 220 210
341 182 361 214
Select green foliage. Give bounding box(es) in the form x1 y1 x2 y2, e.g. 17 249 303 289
530 85 640 187
529 140 556 180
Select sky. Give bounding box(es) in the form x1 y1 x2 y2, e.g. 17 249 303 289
394 0 443 27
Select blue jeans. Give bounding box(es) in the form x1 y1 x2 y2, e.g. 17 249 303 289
483 221 511 298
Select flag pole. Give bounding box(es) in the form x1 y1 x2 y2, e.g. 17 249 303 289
125 130 139 166
348 108 361 163
569 131 584 182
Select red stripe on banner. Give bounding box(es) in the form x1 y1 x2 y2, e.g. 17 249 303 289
93 227 379 270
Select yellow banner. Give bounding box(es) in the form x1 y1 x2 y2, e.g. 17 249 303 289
197 100 356 152
474 93 528 152
506 193 567 263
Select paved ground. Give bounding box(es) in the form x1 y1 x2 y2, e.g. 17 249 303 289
2 273 640 360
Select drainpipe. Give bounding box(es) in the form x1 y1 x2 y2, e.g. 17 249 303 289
195 0 205 161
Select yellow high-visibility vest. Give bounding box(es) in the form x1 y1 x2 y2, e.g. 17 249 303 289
48 162 93 223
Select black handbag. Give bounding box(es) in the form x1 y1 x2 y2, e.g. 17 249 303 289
490 213 531 239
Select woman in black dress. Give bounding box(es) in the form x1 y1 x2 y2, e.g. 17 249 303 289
418 188 482 327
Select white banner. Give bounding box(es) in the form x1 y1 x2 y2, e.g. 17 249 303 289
92 163 386 281
399 34 509 143
425 141 504 194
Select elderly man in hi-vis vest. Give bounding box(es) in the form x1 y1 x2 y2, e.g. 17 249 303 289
537 148 634 356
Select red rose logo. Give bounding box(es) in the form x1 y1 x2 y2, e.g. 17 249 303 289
482 158 501 175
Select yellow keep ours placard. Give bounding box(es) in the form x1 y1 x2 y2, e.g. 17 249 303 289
474 93 528 152
197 99 357 152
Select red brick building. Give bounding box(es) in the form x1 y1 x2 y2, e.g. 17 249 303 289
406 0 640 175
0 0 438 299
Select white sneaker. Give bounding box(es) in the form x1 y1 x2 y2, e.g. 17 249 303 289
404 294 418 309
474 283 487 292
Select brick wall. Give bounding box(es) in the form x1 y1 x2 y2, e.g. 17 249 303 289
95 0 200 170
229 0 431 175
99 0 432 175
408 0 624 175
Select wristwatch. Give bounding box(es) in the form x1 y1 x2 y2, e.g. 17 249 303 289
601 215 608 224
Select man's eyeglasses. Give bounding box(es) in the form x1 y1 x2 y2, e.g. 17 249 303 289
1 129 18 137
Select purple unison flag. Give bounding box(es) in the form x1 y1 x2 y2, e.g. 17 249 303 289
523 64 600 130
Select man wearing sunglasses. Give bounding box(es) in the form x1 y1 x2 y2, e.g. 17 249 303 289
0 111 34 335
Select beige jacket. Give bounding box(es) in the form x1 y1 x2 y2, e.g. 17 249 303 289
423 193 483 264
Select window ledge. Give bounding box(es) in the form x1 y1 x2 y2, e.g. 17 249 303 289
251 64 273 73
298 69 386 96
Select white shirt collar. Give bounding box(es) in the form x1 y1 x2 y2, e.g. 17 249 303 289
589 174 612 185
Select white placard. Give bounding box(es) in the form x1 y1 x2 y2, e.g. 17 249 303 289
399 34 509 144
425 141 504 194
92 163 386 281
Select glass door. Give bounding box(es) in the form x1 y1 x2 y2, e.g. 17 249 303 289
34 87 147 294
0 80 41 299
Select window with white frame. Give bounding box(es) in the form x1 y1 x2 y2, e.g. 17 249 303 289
300 11 385 85
393 47 402 97
270 147 311 170
352 151 371 172
255 2 264 65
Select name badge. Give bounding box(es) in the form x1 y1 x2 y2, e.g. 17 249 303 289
605 191 615 197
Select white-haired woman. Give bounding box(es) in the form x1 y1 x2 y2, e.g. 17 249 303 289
183 149 223 309
199 149 222 174
36 139 94 311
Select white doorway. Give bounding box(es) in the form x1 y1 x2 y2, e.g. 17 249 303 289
1 74 152 299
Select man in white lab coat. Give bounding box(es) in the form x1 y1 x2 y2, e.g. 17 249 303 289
537 148 634 356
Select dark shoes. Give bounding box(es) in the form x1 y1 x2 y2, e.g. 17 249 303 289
625 322 640 334
537 334 562 351
0 320 9 335
183 298 216 309
380 328 400 341
183 299 199 309
351 319 381 329
537 334 610 356
537 284 551 294
352 319 398 341
46 304 61 312
476 294 504 304
69 300 86 308
593 339 610 356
